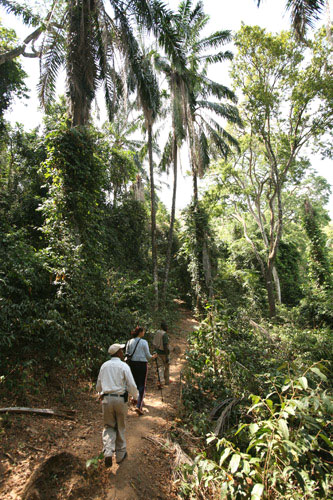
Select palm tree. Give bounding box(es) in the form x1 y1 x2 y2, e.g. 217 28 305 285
174 1 241 205
256 0 326 39
156 1 242 307
136 46 161 311
1 0 184 126
154 57 187 304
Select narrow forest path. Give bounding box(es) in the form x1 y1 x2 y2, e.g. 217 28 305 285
0 304 198 500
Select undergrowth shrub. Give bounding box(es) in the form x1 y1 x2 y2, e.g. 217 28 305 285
180 364 332 499
180 303 332 499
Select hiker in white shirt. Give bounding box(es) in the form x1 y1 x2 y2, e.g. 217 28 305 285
96 343 138 467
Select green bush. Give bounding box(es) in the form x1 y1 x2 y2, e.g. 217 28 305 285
180 364 332 499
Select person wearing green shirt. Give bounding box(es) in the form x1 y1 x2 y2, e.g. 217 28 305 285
152 321 170 387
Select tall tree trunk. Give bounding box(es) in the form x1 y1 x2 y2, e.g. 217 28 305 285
192 169 198 206
326 0 333 53
162 132 178 305
148 122 159 310
272 265 281 303
67 0 95 127
202 237 213 299
265 264 276 318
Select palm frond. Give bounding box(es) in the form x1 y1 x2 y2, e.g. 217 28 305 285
197 130 210 176
205 122 231 158
257 0 325 38
38 28 65 108
113 7 160 119
159 131 173 172
94 6 122 121
197 75 237 103
206 119 240 154
286 0 325 38
196 101 242 126
199 50 233 64
154 54 172 76
0 0 41 26
194 30 232 51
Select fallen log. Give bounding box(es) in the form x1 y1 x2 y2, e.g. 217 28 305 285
0 407 75 420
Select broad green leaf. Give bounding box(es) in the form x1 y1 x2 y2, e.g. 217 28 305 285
278 419 289 440
298 376 308 389
251 483 264 499
319 433 333 448
229 453 241 474
266 399 274 410
219 447 231 465
207 435 216 444
284 405 295 416
242 460 250 474
249 423 259 435
310 366 327 381
235 423 247 436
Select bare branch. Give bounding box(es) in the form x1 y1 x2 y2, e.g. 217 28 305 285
0 26 43 65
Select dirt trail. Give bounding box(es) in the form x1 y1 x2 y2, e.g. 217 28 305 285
0 305 198 500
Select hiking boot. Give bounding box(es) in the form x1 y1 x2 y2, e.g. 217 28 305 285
135 407 144 415
105 456 113 467
116 451 128 464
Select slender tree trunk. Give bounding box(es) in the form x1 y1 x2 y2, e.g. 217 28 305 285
326 0 333 54
162 133 178 305
202 237 213 299
265 264 276 317
148 122 159 310
192 169 198 206
272 265 281 303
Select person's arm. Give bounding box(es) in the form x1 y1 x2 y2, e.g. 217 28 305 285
124 364 139 399
96 369 102 393
142 339 154 361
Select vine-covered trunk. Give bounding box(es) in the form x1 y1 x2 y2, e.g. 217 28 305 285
162 133 178 305
192 169 198 206
148 122 159 310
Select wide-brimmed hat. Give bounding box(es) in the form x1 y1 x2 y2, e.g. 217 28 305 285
108 343 125 355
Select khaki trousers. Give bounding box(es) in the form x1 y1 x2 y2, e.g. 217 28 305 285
102 395 128 461
156 354 170 385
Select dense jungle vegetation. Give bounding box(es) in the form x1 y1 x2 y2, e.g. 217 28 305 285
0 0 332 498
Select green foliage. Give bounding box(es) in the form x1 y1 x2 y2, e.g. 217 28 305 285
0 121 165 394
275 241 303 307
0 25 28 129
180 365 332 499
180 202 217 312
86 452 104 470
42 124 105 235
302 200 332 291
179 298 332 499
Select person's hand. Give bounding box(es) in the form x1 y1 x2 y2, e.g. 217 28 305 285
152 353 158 359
